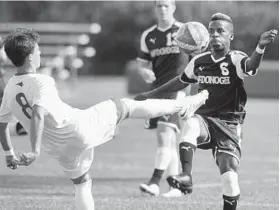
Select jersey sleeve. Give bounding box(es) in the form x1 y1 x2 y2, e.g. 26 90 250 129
137 30 152 62
32 76 59 114
0 90 17 123
231 51 258 79
179 56 198 84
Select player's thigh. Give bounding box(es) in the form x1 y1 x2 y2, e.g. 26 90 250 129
58 147 94 180
208 119 242 166
180 115 211 147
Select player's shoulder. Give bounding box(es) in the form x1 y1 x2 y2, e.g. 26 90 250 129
229 50 248 58
141 25 157 38
31 74 55 86
173 21 184 28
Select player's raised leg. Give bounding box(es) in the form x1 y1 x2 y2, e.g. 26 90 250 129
120 90 209 121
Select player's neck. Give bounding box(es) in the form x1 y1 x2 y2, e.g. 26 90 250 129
16 65 36 75
157 18 175 31
212 48 230 60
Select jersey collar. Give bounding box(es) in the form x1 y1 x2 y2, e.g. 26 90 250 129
157 20 176 32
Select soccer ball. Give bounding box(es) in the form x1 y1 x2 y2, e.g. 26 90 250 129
175 21 210 55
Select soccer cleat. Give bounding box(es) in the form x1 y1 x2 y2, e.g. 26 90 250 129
179 90 209 119
139 183 160 196
167 174 193 194
161 187 183 198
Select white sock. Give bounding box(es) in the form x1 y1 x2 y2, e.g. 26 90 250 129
154 147 172 170
167 148 179 176
75 179 95 210
120 98 182 119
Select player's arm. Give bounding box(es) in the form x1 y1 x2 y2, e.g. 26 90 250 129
136 58 155 83
245 29 277 71
135 58 197 100
30 104 45 155
136 29 155 83
0 122 14 154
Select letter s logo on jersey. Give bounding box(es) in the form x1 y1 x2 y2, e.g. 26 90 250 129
220 62 229 76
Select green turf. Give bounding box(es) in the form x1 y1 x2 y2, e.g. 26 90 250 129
0 77 278 210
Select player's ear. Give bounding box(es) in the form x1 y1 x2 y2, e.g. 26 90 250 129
28 54 33 61
230 33 234 41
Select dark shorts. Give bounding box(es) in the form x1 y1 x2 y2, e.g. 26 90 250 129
196 115 242 163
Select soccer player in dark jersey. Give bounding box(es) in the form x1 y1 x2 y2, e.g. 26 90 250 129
135 13 277 210
136 0 190 197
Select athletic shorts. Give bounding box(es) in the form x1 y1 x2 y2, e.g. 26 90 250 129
56 99 122 179
190 115 242 163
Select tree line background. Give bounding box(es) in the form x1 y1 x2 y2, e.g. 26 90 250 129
0 1 278 75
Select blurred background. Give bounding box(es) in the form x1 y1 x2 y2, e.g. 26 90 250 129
0 1 278 98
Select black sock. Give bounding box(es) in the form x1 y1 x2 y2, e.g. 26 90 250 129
16 122 27 135
179 142 196 176
148 169 164 185
223 194 240 210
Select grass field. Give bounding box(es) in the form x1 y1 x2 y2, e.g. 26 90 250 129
0 77 278 210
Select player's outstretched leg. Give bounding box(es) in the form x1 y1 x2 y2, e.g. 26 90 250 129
72 173 95 210
120 90 209 120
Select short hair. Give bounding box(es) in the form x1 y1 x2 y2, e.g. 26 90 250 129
4 28 40 67
211 13 233 24
154 0 176 6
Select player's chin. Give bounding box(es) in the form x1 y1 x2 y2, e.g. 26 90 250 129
210 43 223 51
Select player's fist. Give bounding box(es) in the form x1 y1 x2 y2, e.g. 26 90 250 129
16 152 39 166
6 155 19 170
138 68 156 84
134 92 148 101
258 29 278 48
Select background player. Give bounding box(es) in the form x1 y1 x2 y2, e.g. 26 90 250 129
137 0 190 197
0 28 208 210
136 13 277 210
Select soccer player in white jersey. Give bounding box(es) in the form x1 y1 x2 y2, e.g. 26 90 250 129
0 28 208 210
0 36 27 136
137 0 190 197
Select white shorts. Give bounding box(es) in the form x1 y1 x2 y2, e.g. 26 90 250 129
56 99 120 179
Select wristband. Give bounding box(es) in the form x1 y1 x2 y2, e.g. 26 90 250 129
5 149 15 156
256 45 265 54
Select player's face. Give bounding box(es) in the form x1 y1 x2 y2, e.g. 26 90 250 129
208 20 233 52
31 44 41 69
155 0 175 22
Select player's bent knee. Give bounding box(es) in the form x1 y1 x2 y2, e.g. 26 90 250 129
221 171 240 196
112 98 130 123
71 172 91 185
180 116 200 145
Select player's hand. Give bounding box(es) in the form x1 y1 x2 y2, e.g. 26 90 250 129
134 92 149 101
6 155 20 170
258 29 278 48
16 152 39 166
138 68 156 83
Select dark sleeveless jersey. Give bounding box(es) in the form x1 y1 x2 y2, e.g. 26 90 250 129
138 21 189 91
180 50 258 124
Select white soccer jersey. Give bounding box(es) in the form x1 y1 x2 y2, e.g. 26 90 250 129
0 73 119 159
